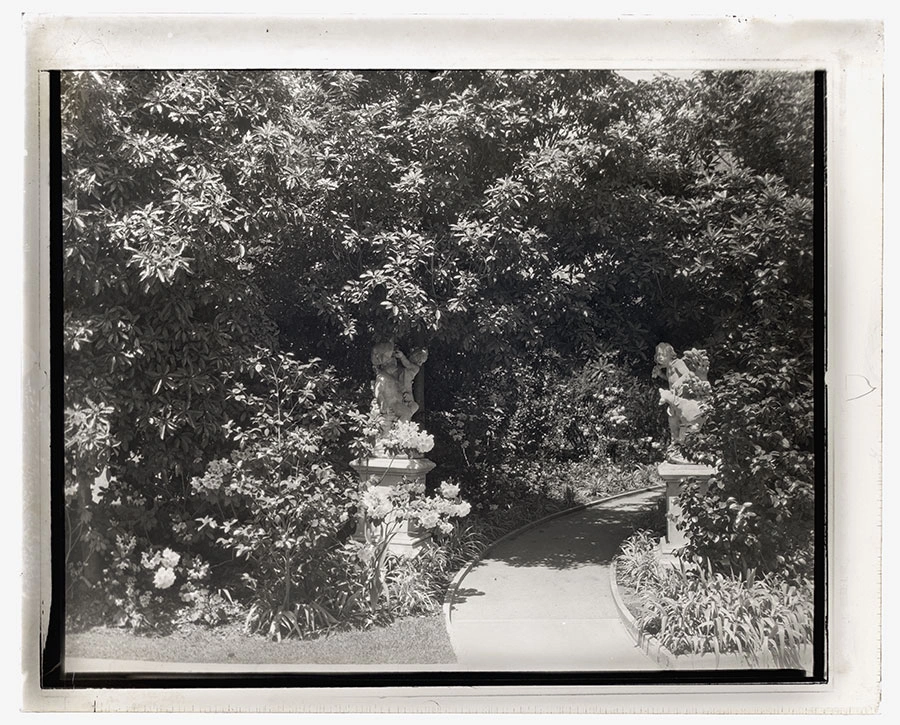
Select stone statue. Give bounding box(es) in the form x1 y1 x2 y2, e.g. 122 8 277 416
396 347 428 421
371 342 403 435
370 342 427 437
652 343 712 464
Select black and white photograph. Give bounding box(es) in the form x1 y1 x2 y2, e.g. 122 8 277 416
20 13 884 715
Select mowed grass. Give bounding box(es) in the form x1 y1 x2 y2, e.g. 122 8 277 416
66 614 456 666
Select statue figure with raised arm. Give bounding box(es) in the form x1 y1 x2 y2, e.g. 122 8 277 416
394 347 428 421
370 342 428 437
651 342 712 464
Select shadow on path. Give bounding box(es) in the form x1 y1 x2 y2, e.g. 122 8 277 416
448 586 486 607
445 487 665 670
481 493 662 570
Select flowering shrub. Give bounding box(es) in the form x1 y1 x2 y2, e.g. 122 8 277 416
64 345 365 633
143 547 181 589
357 477 470 535
65 530 234 632
185 350 365 638
352 476 472 608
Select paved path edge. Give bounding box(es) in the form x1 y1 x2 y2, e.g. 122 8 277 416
442 484 665 633
608 559 677 669
608 561 811 673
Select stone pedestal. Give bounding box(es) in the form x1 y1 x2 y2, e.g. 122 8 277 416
350 456 436 557
657 462 716 557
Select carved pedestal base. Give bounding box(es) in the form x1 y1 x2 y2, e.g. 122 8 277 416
657 462 716 559
350 456 436 557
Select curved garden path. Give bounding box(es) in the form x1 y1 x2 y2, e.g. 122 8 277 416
444 487 664 670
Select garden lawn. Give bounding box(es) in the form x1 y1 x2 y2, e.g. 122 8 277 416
66 614 456 666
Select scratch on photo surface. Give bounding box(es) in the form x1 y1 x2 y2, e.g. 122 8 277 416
845 374 876 401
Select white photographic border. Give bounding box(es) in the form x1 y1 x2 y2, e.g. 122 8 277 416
19 11 884 714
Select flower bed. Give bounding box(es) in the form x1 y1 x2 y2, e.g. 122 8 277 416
613 531 814 671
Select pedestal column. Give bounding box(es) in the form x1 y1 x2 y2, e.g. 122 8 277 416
350 456 436 557
657 462 716 557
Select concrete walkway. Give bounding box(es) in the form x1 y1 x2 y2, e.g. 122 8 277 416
444 487 664 671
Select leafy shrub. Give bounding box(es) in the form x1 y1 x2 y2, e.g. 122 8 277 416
616 533 813 668
221 348 364 466
678 360 816 579
187 351 366 638
241 547 373 639
429 349 663 480
66 349 365 635
656 119 815 579
537 352 664 464
193 458 358 639
62 70 288 561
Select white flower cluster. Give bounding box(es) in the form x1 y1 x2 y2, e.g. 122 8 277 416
190 458 232 492
141 547 181 569
187 559 210 581
413 480 472 534
357 476 472 538
418 510 441 529
379 420 435 456
153 567 176 590
439 482 459 498
141 547 181 590
606 406 628 426
359 486 394 521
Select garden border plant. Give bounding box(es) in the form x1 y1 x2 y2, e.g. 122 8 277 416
613 530 814 670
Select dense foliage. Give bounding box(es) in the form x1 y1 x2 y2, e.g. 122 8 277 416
61 69 816 633
665 75 816 578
